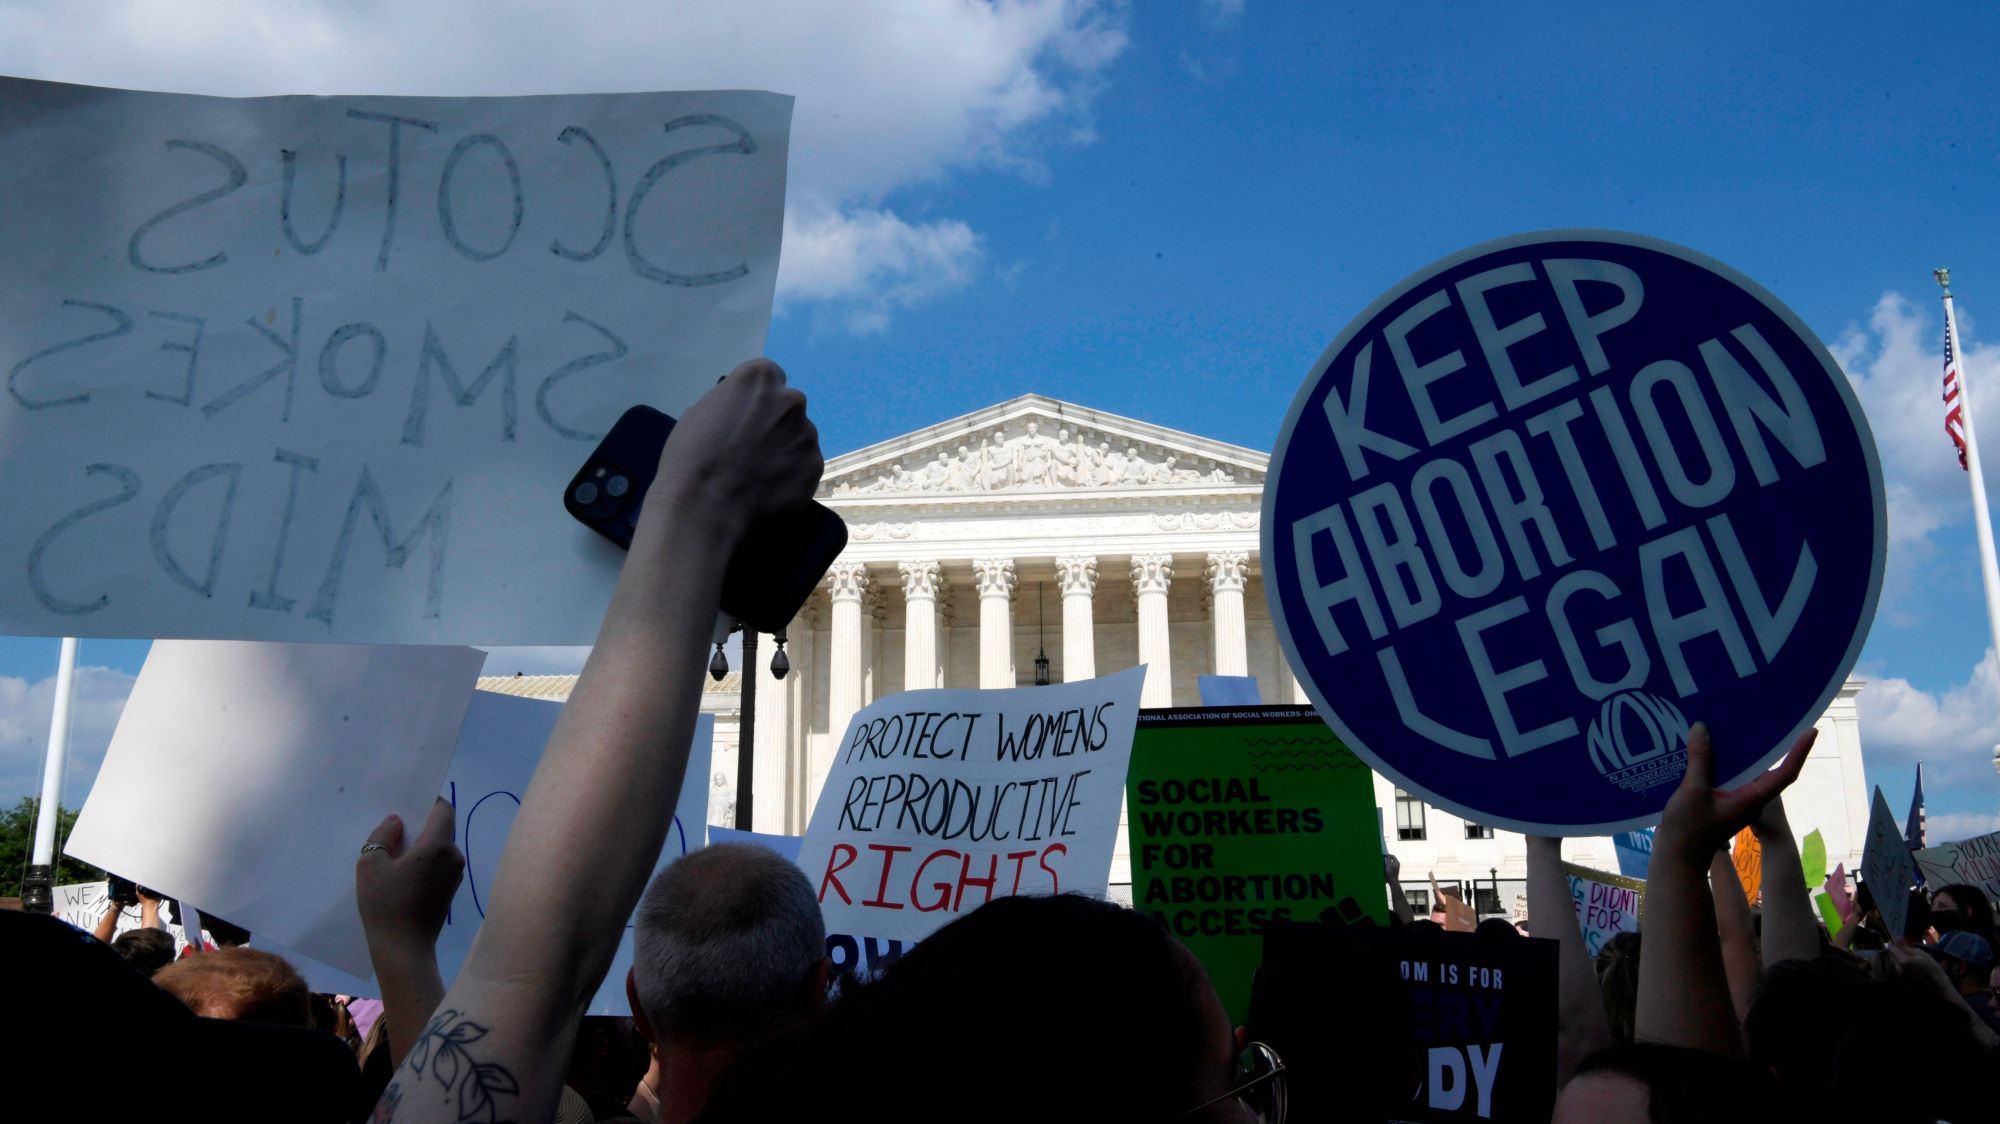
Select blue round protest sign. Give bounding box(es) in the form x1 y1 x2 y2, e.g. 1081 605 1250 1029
1263 231 1884 835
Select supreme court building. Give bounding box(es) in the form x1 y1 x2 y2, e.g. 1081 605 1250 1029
484 393 1874 916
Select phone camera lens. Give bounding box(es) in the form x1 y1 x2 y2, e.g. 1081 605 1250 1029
574 481 600 506
606 475 629 498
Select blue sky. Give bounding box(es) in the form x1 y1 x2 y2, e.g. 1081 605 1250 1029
2 0 1996 836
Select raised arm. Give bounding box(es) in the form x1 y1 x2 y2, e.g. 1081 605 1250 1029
373 361 821 1124
1750 796 1818 967
357 798 463 1070
1707 847 1760 1025
1385 853 1414 925
91 897 122 943
137 886 166 931
1635 724 1812 1057
1527 835 1610 1086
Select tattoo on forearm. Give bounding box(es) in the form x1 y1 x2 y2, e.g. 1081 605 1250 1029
371 1080 403 1123
403 1008 521 1123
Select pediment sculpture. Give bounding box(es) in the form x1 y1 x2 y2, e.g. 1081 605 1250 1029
827 419 1245 496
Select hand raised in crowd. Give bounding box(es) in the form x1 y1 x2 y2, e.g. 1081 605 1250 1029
358 798 463 952
1875 943 2000 1050
370 362 828 1124
358 797 462 1070
1656 724 1815 863
136 884 166 931
1638 723 1815 1058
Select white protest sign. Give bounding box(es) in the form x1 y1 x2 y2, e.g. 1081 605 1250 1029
1912 830 2000 902
1562 862 1643 958
65 640 485 976
1860 786 1918 939
0 77 791 644
436 690 713 1016
52 882 207 956
798 667 1145 968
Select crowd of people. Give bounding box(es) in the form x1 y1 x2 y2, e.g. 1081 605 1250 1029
12 363 2000 1122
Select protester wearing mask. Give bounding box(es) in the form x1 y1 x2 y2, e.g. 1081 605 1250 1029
1929 930 2000 1035
1928 883 1999 952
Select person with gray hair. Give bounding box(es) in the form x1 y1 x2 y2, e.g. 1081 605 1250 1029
622 842 829 1124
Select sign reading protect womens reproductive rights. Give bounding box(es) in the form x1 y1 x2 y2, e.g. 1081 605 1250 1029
1264 232 1884 835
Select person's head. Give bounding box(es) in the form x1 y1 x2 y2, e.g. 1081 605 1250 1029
1930 930 1995 996
1929 883 1998 948
153 947 311 1026
629 843 828 1049
1595 932 1642 1044
111 926 176 978
1248 921 1415 1123
1743 954 1877 1106
1475 916 1519 940
705 895 1259 1123
10 911 358 1121
1555 1043 1782 1124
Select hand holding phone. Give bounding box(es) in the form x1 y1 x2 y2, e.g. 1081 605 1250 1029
564 366 845 634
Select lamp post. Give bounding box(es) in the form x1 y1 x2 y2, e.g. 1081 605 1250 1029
1489 866 1499 918
712 625 791 830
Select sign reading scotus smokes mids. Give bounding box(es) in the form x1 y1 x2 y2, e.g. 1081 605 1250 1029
1264 231 1885 834
0 77 790 644
797 668 1144 975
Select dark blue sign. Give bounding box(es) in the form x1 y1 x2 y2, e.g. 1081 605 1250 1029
1264 232 1884 834
1613 829 1654 879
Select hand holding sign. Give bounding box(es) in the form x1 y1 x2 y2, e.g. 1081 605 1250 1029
357 799 464 971
1656 723 1813 865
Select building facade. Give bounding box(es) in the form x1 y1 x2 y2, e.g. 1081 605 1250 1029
483 394 1875 915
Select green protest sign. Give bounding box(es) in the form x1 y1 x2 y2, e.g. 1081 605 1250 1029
1127 706 1386 1021
1801 829 1828 892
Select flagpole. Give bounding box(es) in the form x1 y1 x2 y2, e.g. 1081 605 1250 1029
1938 269 2000 678
22 637 79 913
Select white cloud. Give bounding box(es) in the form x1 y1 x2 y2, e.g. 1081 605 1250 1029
779 206 983 333
1927 810 2000 841
1836 291 2000 815
1833 292 2000 624
1856 649 2000 802
0 0 1130 330
0 666 138 810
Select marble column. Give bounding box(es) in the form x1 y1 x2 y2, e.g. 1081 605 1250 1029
1131 553 1175 707
824 562 871 781
899 560 943 692
1206 550 1250 678
754 602 811 835
973 558 1017 689
1056 555 1098 682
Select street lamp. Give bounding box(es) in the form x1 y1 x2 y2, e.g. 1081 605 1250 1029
707 624 793 830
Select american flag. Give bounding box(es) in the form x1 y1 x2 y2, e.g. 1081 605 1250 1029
1905 762 1926 852
1946 323 1969 470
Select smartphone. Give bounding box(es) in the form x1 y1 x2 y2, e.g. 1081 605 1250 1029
107 875 139 907
564 405 848 634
